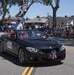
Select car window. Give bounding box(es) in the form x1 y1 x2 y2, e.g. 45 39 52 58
30 30 47 39
17 30 47 39
17 31 28 39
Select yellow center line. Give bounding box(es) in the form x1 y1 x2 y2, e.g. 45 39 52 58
21 64 35 75
27 66 35 75
21 66 30 75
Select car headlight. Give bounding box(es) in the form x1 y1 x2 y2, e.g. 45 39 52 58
60 45 65 51
26 47 38 53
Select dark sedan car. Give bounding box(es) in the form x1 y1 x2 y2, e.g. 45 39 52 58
0 30 66 64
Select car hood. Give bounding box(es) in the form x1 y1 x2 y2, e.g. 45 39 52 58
24 38 62 48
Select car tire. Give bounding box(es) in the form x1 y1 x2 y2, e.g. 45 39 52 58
18 48 27 64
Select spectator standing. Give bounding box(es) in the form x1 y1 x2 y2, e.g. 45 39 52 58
68 27 73 40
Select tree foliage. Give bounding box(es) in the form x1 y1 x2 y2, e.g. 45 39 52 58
0 0 60 29
0 0 19 22
42 0 60 8
0 0 41 22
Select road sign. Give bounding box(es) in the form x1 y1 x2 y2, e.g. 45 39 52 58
22 18 25 22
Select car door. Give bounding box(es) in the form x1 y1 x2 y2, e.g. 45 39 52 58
1 37 13 52
2 37 8 52
4 35 18 55
8 37 18 54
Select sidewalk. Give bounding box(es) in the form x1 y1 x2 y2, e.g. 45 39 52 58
54 37 74 46
54 37 74 41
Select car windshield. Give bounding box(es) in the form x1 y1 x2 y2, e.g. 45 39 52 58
17 30 47 39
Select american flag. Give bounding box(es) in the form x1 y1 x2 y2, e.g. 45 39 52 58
51 50 57 60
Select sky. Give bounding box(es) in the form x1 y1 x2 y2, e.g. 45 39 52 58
3 0 74 19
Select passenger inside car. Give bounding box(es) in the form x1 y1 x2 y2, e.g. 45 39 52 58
19 32 28 39
9 30 16 38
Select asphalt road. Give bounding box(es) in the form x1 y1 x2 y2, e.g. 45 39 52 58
34 46 74 75
0 32 74 75
0 46 74 75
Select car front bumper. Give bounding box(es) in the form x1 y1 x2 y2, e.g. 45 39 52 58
26 49 66 63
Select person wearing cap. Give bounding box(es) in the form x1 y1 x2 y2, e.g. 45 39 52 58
14 18 23 30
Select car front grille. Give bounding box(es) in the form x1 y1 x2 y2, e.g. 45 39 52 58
40 48 59 53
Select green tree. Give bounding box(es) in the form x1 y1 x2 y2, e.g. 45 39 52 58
0 0 41 22
0 0 18 22
42 0 60 31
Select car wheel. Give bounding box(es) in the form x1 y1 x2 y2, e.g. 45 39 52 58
18 48 27 64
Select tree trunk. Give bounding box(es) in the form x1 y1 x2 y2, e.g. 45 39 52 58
52 8 57 31
1 11 7 22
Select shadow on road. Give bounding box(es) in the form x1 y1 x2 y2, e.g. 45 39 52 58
0 52 29 67
35 61 63 67
0 52 63 67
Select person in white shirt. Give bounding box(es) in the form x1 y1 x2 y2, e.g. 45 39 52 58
9 18 23 38
14 18 23 30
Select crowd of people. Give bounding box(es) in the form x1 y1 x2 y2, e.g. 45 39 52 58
0 18 74 40
27 23 74 41
54 25 74 40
